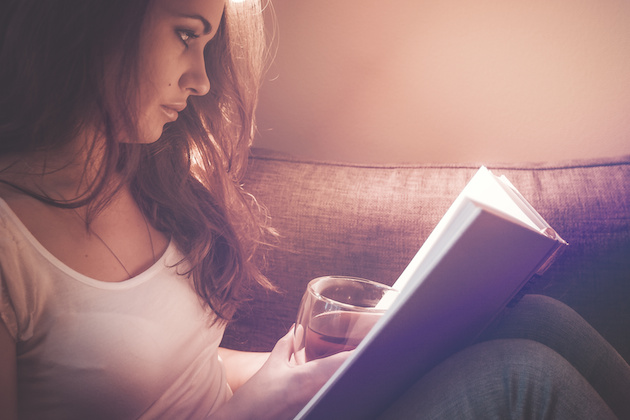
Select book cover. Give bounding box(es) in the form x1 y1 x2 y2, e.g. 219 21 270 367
296 167 567 420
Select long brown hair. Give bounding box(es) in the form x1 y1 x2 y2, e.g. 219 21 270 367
0 0 275 320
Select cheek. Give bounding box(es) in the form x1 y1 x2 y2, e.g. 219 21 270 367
138 58 181 109
127 81 165 143
136 56 175 111
144 31 184 82
134 75 180 143
137 34 181 100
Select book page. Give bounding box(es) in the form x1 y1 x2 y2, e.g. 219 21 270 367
461 167 538 231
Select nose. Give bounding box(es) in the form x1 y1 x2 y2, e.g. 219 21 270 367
180 52 211 96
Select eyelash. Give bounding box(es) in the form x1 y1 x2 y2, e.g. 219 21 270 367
176 29 199 47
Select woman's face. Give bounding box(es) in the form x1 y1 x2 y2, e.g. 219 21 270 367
132 0 225 143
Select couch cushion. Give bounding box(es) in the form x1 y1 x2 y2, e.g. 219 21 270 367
222 148 630 362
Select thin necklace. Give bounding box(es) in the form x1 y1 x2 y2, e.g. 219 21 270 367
69 206 157 280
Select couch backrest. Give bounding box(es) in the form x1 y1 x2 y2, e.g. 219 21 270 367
222 148 630 362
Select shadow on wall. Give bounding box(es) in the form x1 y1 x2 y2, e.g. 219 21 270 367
254 0 630 163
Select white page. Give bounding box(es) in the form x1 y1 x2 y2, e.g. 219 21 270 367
460 167 539 231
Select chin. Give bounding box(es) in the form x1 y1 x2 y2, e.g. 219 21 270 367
136 123 168 144
143 131 165 144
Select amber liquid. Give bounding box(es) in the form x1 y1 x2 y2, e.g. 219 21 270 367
304 311 381 362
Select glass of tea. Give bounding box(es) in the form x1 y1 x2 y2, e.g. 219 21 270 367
293 276 398 364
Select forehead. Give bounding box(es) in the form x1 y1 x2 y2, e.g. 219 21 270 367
151 0 226 35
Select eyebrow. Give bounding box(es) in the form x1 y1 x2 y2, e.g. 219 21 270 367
178 13 212 35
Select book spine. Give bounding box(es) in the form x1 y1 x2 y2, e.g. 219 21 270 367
535 230 568 275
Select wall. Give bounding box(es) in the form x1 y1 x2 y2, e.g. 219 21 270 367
253 0 630 163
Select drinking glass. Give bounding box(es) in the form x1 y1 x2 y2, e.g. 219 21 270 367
293 276 398 364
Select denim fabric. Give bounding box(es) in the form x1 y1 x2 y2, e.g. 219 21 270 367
378 295 630 419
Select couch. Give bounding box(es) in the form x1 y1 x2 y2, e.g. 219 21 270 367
221 147 630 364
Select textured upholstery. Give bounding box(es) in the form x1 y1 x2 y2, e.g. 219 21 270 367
222 148 630 363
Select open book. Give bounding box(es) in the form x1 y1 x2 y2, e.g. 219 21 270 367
296 166 568 420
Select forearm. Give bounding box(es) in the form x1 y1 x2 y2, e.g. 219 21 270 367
213 345 299 420
208 381 298 420
210 329 350 420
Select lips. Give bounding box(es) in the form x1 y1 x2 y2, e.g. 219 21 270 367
161 103 187 122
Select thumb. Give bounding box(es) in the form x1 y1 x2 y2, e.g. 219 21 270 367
269 324 296 362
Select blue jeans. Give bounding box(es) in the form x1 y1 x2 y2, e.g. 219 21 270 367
378 295 630 419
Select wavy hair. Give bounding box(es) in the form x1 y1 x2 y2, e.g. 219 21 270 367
0 0 276 320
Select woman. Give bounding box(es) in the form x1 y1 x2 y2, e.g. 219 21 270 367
1 0 629 419
0 0 345 418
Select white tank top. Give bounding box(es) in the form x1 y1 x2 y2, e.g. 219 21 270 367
0 198 232 419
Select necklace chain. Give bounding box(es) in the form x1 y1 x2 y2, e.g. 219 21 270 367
68 206 157 280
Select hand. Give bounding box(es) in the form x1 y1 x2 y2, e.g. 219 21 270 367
210 326 351 420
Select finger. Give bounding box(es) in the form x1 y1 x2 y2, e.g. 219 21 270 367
270 325 296 362
283 324 295 340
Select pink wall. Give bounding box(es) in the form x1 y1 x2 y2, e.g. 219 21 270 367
253 0 630 163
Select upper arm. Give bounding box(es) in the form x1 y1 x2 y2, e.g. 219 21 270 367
0 318 18 420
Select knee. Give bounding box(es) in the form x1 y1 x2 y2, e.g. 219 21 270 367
510 294 578 326
447 338 571 394
380 340 557 418
380 339 609 420
442 339 612 419
518 294 575 316
485 294 584 343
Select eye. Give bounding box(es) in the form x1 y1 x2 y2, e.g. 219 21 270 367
176 29 199 47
